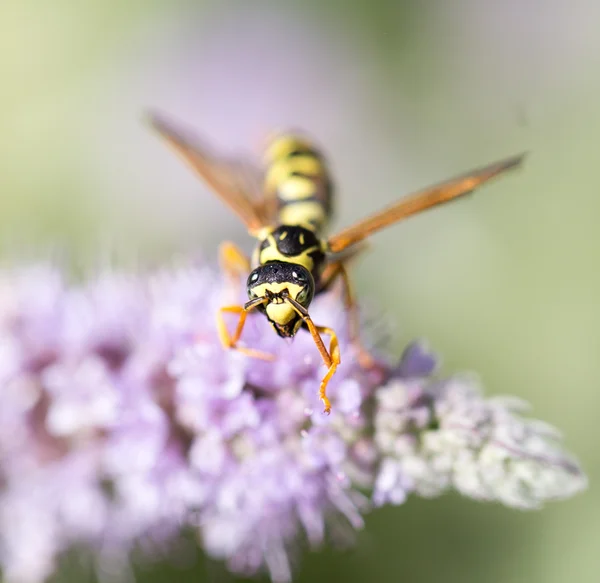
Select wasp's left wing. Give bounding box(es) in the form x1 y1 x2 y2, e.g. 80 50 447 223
148 112 273 234
326 153 526 254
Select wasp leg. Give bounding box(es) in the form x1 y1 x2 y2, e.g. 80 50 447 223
304 319 340 415
320 260 375 369
217 302 275 361
219 241 250 276
219 241 251 301
313 324 340 415
284 296 339 414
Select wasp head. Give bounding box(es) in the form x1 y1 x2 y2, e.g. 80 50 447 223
246 261 314 337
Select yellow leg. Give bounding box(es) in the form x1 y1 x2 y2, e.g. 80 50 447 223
219 241 251 291
314 325 340 415
320 260 374 368
216 302 275 361
285 295 340 414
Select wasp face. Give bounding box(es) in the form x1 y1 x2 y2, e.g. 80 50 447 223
246 261 314 337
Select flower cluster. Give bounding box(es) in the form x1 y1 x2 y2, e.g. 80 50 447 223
0 263 586 582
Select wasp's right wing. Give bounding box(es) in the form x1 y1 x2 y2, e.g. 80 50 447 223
148 112 272 234
326 153 525 254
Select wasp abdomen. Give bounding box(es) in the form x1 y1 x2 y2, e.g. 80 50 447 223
264 134 333 232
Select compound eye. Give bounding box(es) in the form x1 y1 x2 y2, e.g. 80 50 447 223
296 287 308 303
247 270 260 286
291 270 306 283
247 270 261 299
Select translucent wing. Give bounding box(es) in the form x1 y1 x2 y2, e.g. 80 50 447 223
327 153 525 253
148 112 272 233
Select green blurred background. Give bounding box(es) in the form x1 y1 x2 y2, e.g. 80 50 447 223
1 0 598 581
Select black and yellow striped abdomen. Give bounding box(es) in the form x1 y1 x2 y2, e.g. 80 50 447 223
263 134 333 233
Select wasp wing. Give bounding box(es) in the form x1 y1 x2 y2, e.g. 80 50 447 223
148 112 272 234
326 153 526 254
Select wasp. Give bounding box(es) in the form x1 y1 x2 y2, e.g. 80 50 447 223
149 113 524 414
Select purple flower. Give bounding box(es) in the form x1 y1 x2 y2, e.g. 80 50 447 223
0 263 586 582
